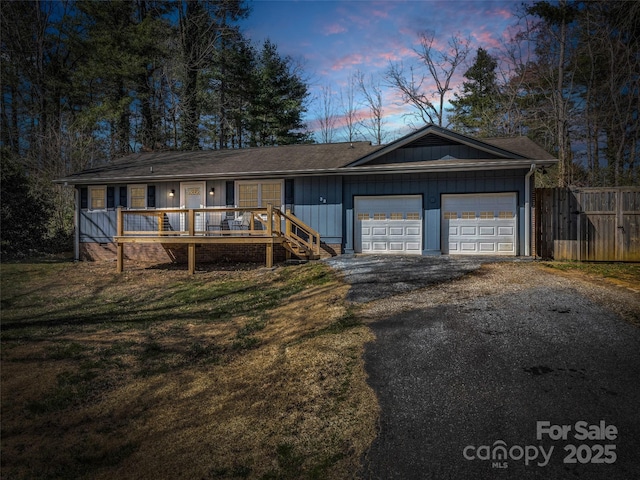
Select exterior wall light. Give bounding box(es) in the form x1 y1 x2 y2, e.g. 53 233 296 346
209 187 215 196
169 189 175 197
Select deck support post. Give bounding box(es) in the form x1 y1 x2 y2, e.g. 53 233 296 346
116 207 124 273
188 243 196 274
266 241 273 268
116 243 124 273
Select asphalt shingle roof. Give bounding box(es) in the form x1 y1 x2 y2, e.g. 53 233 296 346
56 128 556 185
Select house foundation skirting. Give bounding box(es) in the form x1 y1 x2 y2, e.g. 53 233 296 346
81 241 342 271
80 242 289 265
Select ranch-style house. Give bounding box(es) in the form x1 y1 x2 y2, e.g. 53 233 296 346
55 124 558 272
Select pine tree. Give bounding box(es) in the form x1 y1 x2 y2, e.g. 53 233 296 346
249 40 311 146
448 48 501 137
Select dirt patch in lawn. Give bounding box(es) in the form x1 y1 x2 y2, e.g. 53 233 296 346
1 260 378 479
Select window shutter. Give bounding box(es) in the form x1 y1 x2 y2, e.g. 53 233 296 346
285 179 294 204
119 186 127 208
226 181 234 206
147 186 156 208
80 187 88 209
107 187 115 208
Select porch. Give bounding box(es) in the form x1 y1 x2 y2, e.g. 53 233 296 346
114 205 321 273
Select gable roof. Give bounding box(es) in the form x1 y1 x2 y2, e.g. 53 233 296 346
346 124 555 167
56 125 557 185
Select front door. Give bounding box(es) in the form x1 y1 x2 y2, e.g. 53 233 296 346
180 182 206 233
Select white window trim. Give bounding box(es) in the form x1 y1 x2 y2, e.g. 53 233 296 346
88 185 107 211
128 184 147 210
235 180 284 209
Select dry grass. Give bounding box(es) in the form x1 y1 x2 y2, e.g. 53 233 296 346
1 260 378 479
540 261 640 292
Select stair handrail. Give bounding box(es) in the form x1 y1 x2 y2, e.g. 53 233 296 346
275 207 320 256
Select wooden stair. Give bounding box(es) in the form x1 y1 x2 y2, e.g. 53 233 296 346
282 237 320 260
279 209 322 260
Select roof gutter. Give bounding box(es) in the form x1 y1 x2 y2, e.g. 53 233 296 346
55 159 557 185
525 163 536 256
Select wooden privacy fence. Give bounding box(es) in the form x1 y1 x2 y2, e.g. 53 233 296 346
535 187 640 261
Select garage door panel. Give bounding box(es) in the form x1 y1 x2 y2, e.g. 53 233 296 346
479 243 496 252
355 195 423 255
442 193 516 256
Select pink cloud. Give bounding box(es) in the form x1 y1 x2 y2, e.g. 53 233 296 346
323 22 347 36
371 8 389 19
492 7 512 20
330 53 365 71
472 30 502 51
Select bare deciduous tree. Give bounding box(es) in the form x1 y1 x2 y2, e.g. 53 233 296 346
355 71 387 145
316 85 337 143
386 31 471 127
339 75 361 142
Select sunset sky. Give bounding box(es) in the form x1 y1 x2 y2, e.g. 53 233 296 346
241 0 526 142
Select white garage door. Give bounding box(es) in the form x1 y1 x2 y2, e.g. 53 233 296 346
354 196 422 254
442 193 517 255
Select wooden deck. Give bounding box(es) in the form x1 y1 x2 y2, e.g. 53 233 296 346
114 205 321 273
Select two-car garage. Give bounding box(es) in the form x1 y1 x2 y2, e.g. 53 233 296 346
353 193 518 256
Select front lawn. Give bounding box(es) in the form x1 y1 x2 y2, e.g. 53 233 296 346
1 260 378 479
540 261 640 290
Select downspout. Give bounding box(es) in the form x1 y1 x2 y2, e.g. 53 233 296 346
524 164 536 256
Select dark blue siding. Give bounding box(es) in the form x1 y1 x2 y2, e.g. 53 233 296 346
342 169 529 254
293 176 342 242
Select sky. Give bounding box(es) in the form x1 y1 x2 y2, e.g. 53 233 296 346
240 0 526 143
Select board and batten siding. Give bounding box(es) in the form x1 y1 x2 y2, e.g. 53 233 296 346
367 144 508 165
342 169 529 254
78 180 227 243
292 176 343 244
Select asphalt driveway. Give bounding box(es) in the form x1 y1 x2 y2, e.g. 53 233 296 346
326 256 640 480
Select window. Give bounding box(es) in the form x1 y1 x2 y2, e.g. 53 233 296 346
260 183 281 208
406 212 420 220
129 185 147 209
373 213 386 220
499 211 513 219
462 211 476 219
480 211 494 219
89 186 106 210
390 213 403 220
444 211 457 220
237 181 282 208
357 213 370 221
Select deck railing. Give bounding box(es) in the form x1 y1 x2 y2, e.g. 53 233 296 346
115 205 320 272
